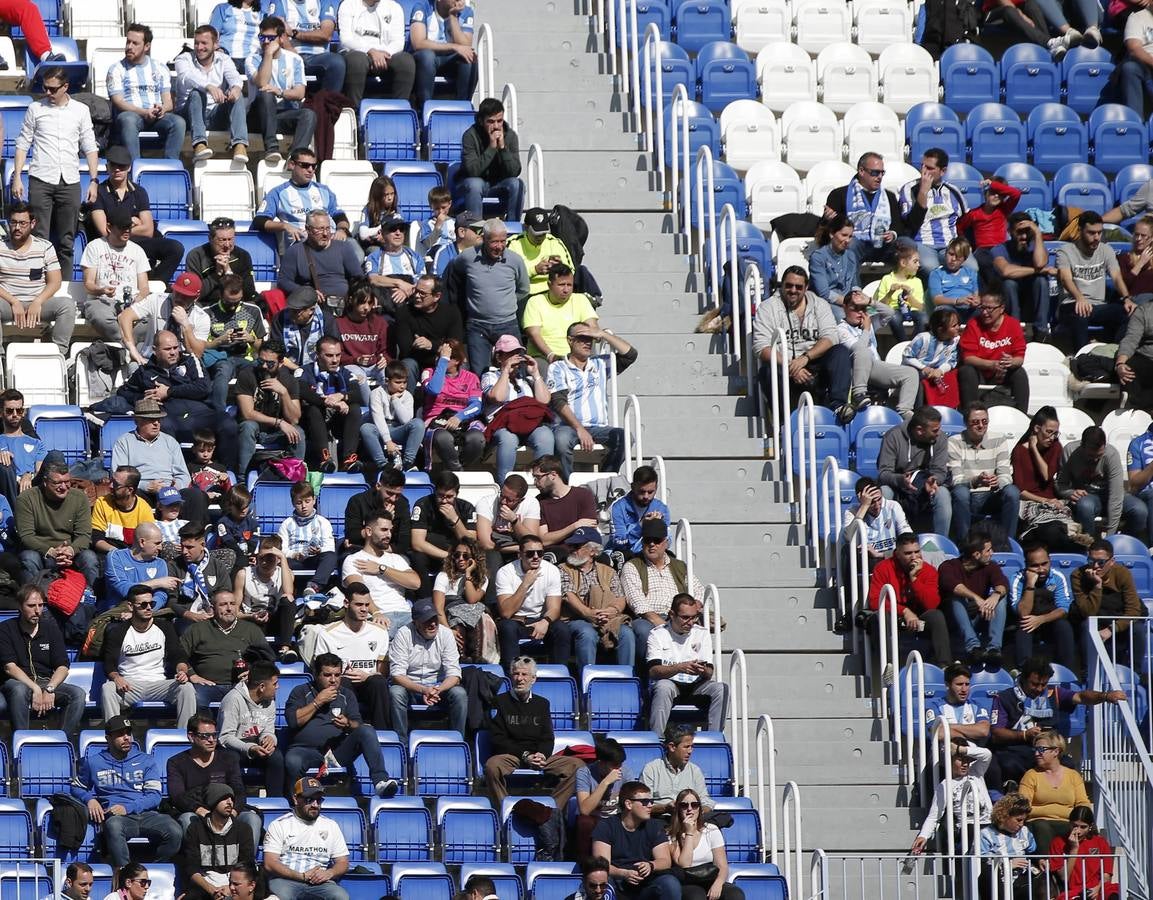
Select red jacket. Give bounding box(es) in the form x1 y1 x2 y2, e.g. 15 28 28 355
956 180 1021 249
959 314 1026 381
867 557 941 615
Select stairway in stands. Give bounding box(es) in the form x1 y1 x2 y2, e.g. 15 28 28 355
479 0 915 861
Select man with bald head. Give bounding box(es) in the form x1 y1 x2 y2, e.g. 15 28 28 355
181 590 267 708
104 521 180 611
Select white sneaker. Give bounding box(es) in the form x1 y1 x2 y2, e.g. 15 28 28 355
375 778 400 798
1047 37 1067 60
1063 28 1083 48
1082 25 1102 48
265 150 282 167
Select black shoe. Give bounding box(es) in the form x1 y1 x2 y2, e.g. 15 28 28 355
42 52 67 63
984 647 1003 670
1002 779 1019 794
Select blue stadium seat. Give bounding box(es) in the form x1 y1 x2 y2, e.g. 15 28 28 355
13 731 73 798
0 801 32 857
1107 535 1153 596
393 864 454 900
501 795 556 863
1062 47 1114 115
15 0 61 35
789 407 849 470
361 100 421 163
410 731 473 796
159 225 209 266
1025 104 1087 174
622 0 671 41
251 480 297 534
905 103 965 164
993 163 1052 212
1048 553 1087 580
850 423 895 480
728 864 788 900
133 159 193 220
318 479 369 545
1000 44 1060 112
343 866 391 900
273 672 312 728
1090 104 1148 175
72 231 86 281
531 665 580 729
661 99 721 169
940 45 998 114
0 864 53 900
1053 163 1112 215
895 663 946 733
969 668 1014 706
385 161 444 222
692 731 735 796
713 799 762 863
143 729 191 792
28 405 89 464
0 97 33 160
692 158 748 227
37 798 96 861
404 472 435 508
423 101 475 164
459 865 522 900
87 866 113 899
1114 164 1153 208
696 41 757 113
992 551 1024 588
846 405 902 447
729 219 773 277
673 0 732 53
966 103 1026 172
234 229 279 281
352 731 408 798
317 797 369 861
525 862 580 900
606 730 663 774
583 665 643 731
943 162 986 211
372 797 434 861
918 532 959 557
643 41 693 108
436 797 499 863
97 415 136 467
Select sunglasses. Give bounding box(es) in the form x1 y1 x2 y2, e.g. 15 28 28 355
452 552 473 559
522 549 545 558
43 83 66 94
194 732 218 740
130 880 152 887
630 797 655 806
678 801 701 809
135 601 156 609
863 167 885 177
294 160 317 169
210 217 236 229
1032 746 1058 754
258 33 278 42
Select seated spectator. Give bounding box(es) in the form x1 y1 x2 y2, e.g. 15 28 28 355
431 212 482 277
245 16 315 165
80 210 152 342
923 664 995 781
168 712 261 844
157 489 191 546
561 527 635 670
877 406 951 535
482 655 584 803
0 584 86 735
938 532 1009 668
752 266 850 416
421 339 485 470
299 336 364 473
335 282 390 402
118 275 211 364
871 243 927 339
0 201 72 353
866 533 950 666
948 401 1020 541
409 471 478 595
235 339 306 476
565 858 617 900
278 215 362 312
509 208 575 301
107 24 187 161
364 215 421 306
956 180 1021 284
646 594 727 736
174 523 236 624
1119 216 1153 306
394 274 464 388
182 591 267 708
957 286 1028 414
0 388 47 504
356 175 400 252
531 455 597 547
187 429 233 507
263 777 352 900
15 459 99 588
807 214 859 320
481 335 556 484
284 652 400 796
254 149 350 248
901 308 961 407
549 323 636 476
175 25 248 163
185 219 259 307
342 469 412 555
1012 407 1080 548
310 583 391 729
388 598 466 742
667 787 744 900
432 537 490 660
178 782 257 900
417 186 455 255
477 473 541 589
218 659 285 798
495 535 570 671
610 465 670 557
928 239 980 318
277 481 337 596
70 715 183 867
908 740 993 858
1018 729 1090 849
57 864 94 900
342 512 421 635
576 739 636 857
992 215 1054 335
841 476 910 565
523 264 601 363
834 288 918 421
1009 543 1078 672
823 153 926 263
212 485 260 560
104 522 177 611
1069 540 1147 667
1057 426 1144 541
590 781 680 900
337 0 414 109
899 149 971 276
92 465 155 557
641 726 715 819
409 0 477 111
1047 807 1123 900
1115 298 1153 408
233 535 297 662
978 794 1039 897
1057 211 1133 350
455 97 525 220
201 276 267 412
1125 2 1153 116
265 0 345 91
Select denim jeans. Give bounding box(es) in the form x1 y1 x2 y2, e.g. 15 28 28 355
413 48 477 110
617 874 682 900
1003 274 1049 330
237 421 306 475
949 595 1007 652
571 619 637 670
183 89 248 147
1015 615 1079 672
1060 301 1129 351
950 484 1021 541
1033 0 1100 28
1072 492 1148 541
466 319 522 374
114 110 186 160
247 93 317 152
389 684 468 743
193 682 232 710
1 678 86 734
361 419 427 468
20 548 99 588
285 724 391 789
209 356 252 411
303 51 347 93
880 485 953 535
630 615 665 673
1119 58 1153 118
491 425 554 484
101 810 183 866
454 176 525 220
553 424 626 479
268 881 349 900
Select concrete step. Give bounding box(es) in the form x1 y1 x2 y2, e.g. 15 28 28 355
597 272 702 294
621 368 745 397
599 312 704 334
582 211 679 235
641 395 757 418
776 804 915 850
662 458 779 484
784 761 902 786
746 650 865 679
664 482 789 522
491 48 613 80
639 416 764 458
618 333 728 356
517 111 640 151
749 695 876 719
721 599 846 652
767 716 885 744
692 521 802 548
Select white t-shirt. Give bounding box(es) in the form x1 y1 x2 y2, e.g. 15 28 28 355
80 238 151 299
1126 8 1153 53
480 492 541 536
264 811 349 873
494 559 562 620
127 293 212 357
671 823 725 866
646 623 711 684
432 571 490 601
312 619 390 674
117 622 168 682
341 549 413 614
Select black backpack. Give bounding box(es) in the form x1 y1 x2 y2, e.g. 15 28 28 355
921 0 979 58
548 204 590 268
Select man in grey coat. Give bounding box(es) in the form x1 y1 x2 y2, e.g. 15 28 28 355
1114 301 1153 408
876 406 952 535
1056 426 1144 540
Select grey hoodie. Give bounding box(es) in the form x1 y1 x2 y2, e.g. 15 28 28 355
217 681 276 756
876 421 951 495
1117 303 1153 362
752 290 838 361
1056 440 1125 533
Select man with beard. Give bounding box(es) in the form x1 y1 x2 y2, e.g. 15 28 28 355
202 275 267 411
263 777 351 900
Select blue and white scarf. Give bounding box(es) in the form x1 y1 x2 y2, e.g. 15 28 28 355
846 178 891 242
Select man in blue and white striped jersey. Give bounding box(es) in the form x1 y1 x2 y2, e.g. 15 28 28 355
106 24 187 160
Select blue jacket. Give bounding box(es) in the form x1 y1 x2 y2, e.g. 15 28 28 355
104 548 172 610
609 494 670 553
72 745 164 814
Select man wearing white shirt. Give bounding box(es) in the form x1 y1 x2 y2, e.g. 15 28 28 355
311 584 391 728
647 593 728 736
388 599 466 741
80 210 153 342
118 271 212 364
341 512 421 635
495 535 570 671
106 24 187 160
263 777 350 900
246 16 316 165
337 0 415 110
175 25 249 164
10 68 99 278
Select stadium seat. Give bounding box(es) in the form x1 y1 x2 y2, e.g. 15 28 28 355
673 0 733 54
583 665 644 731
0 864 53 900
424 101 475 164
756 42 817 113
437 797 499 863
746 160 804 227
318 162 378 232
68 0 122 37
643 41 694 108
97 415 135 467
793 0 851 52
0 801 32 857
14 0 61 36
733 0 791 51
143 730 191 792
1026 104 1088 174
691 158 748 227
904 102 965 164
803 160 855 214
696 42 758 113
966 103 1027 173
876 43 938 115
1115 164 1153 208
13 731 73 798
273 672 312 729
1062 47 1114 115
842 102 902 167
780 101 842 173
234 229 279 281
880 159 920 197
373 797 434 862
352 731 408 798
851 422 903 480
662 99 721 173
410 732 473 796
623 0 671 42
1103 408 1153 469
1049 405 1093 447
361 100 421 163
606 730 663 774
1000 44 1060 112
28 405 89 464
250 481 296 534
198 167 256 221
392 863 454 900
1107 535 1153 596
526 865 581 900
853 0 913 53
994 163 1053 212
5 344 67 406
713 799 763 863
1090 104 1149 175
317 479 369 545
985 406 1031 447
385 161 444 222
940 44 998 114
789 408 849 469
728 219 775 275
459 865 522 900
317 797 369 862
729 865 788 900
773 235 814 272
691 731 736 796
1053 162 1112 215
815 43 876 114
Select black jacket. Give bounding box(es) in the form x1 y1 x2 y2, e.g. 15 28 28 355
344 491 411 553
0 614 68 681
824 184 927 239
489 692 554 758
185 243 258 304
118 352 213 406
179 812 256 900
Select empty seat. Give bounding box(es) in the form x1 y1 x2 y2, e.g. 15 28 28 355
67 0 122 37
392 863 453 900
132 159 193 221
904 102 965 164
773 235 814 272
842 101 902 164
853 0 913 53
692 158 748 225
733 0 791 51
1115 164 1153 208
423 100 474 164
644 41 694 108
729 865 789 900
729 219 775 276
198 168 255 221
746 160 804 227
5 344 67 406
993 163 1053 212
687 731 735 796
28 405 89 464
437 797 499 863
352 731 408 798
0 97 33 160
780 100 842 173
966 103 1026 173
1026 103 1088 174
696 42 758 113
720 99 779 171
373 797 434 862
0 801 32 857
815 42 876 114
1053 162 1112 215
756 42 816 113
410 732 473 796
361 100 421 162
1000 43 1060 112
876 43 937 115
1062 47 1114 115
1089 104 1148 175
14 731 73 798
793 0 852 53
126 0 185 36
234 230 279 281
880 158 920 197
803 160 855 213
319 167 378 232
944 161 986 211
940 44 998 114
583 665 644 731
673 0 733 53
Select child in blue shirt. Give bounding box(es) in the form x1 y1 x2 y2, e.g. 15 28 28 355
209 485 260 559
928 238 980 319
419 185 456 255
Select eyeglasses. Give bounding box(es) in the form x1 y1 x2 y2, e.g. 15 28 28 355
781 282 806 292
307 225 332 233
43 83 66 94
301 797 323 805
194 731 218 740
568 335 594 344
522 549 545 558
1089 558 1110 567
678 801 701 809
258 33 278 42
452 552 473 559
979 303 1004 311
584 884 609 894
1032 746 1058 754
294 160 317 170
863 167 885 177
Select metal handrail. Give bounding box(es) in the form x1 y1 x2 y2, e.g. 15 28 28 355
781 781 804 900
743 263 764 440
622 394 644 475
605 0 617 75
766 327 792 502
840 523 868 679
794 392 818 555
817 455 841 584
672 517 694 591
901 649 927 794
755 714 779 866
623 0 641 128
651 454 668 505
927 716 955 857
875 582 899 722
703 582 724 686
500 82 518 134
728 648 750 799
641 23 664 162
694 144 717 267
667 83 692 243
720 204 742 363
525 143 545 209
475 24 494 100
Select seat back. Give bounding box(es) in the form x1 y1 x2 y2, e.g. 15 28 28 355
374 801 434 861
1026 104 1088 174
966 103 1026 172
1053 162 1112 215
757 43 816 112
1089 104 1148 175
424 101 475 164
1000 43 1060 112
362 101 421 162
318 481 369 545
1062 47 1114 114
696 41 757 113
734 0 791 51
674 0 733 54
904 102 964 162
940 44 997 113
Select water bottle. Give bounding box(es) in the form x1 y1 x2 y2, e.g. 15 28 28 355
899 289 911 321
872 220 886 250
901 856 918 875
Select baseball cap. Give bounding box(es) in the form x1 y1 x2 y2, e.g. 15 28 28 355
105 145 133 168
523 208 549 237
104 715 133 735
293 776 325 800
566 526 603 547
641 519 669 541
455 211 480 232
157 486 183 506
286 287 319 310
493 334 526 354
411 599 438 623
171 271 202 298
107 209 134 231
381 213 409 231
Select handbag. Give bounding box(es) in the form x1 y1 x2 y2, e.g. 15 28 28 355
678 864 720 888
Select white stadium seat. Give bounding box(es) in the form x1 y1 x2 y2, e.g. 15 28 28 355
1073 343 1123 402
877 43 938 115
773 236 815 272
803 160 855 212
68 0 124 38
816 43 877 114
1027 361 1075 413
986 406 1031 447
734 0 792 52
720 100 780 171
319 162 377 232
842 102 903 166
745 159 804 228
793 0 852 53
781 100 842 173
6 343 68 406
881 158 920 196
127 0 186 37
332 108 360 159
198 168 255 221
1052 406 1095 447
853 0 914 54
757 42 816 113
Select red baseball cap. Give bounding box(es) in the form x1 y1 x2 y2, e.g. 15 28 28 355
172 272 202 297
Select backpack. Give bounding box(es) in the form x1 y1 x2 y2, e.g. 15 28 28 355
547 204 590 268
921 0 979 58
71 93 113 152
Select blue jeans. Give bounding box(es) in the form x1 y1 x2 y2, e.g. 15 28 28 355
617 873 682 900
950 595 1008 652
268 881 348 900
20 548 99 588
1072 492 1148 541
1 678 86 734
285 723 391 789
1003 274 1049 330
413 48 477 109
209 356 252 411
1033 0 1100 28
237 420 306 475
388 684 467 743
304 51 347 93
571 619 637 670
114 110 186 160
491 424 554 484
361 419 427 468
454 176 525 220
1060 301 1129 351
183 89 248 147
553 424 626 478
950 484 1021 541
101 810 183 866
466 319 522 374
1120 58 1153 118
193 682 232 710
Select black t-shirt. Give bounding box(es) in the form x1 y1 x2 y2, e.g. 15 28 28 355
590 816 667 870
235 365 299 420
411 495 478 543
91 181 152 230
0 616 68 680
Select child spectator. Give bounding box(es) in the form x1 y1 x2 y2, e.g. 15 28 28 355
872 244 926 338
187 429 232 506
155 488 189 547
420 185 455 254
366 361 427 471
902 308 962 406
233 534 298 663
421 340 484 471
277 481 337 597
928 238 980 318
358 175 400 250
957 180 1022 284
209 485 259 559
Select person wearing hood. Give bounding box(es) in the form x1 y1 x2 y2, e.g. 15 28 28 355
179 782 257 900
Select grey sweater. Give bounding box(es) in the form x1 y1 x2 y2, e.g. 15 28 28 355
455 247 530 324
1056 440 1125 533
1117 303 1153 362
217 682 277 757
876 422 951 495
751 291 838 361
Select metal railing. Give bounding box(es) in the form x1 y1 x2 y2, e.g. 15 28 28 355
766 327 793 502
641 23 665 166
781 781 805 900
699 198 744 361
525 143 546 209
742 262 765 438
622 394 644 475
667 83 693 242
693 144 717 269
754 713 779 866
900 649 930 796
616 0 642 127
794 391 819 560
728 647 751 796
817 455 841 583
874 582 900 721
1092 615 1152 752
703 582 725 686
475 23 495 100
672 516 695 589
500 82 518 133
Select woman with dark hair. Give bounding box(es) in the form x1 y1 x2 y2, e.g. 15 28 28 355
667 788 745 900
809 213 862 322
228 861 273 900
1012 407 1086 549
1047 806 1121 900
210 0 263 68
104 864 149 900
421 339 484 470
359 176 401 250
433 537 490 660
